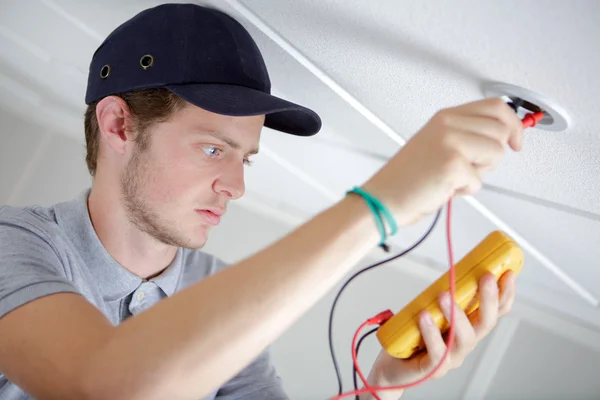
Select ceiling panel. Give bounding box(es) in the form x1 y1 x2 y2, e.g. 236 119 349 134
202 200 296 264
237 0 600 215
49 0 164 40
0 93 82 141
474 188 600 300
0 29 85 116
258 125 384 200
1 1 97 71
0 0 91 111
243 144 336 218
487 320 600 399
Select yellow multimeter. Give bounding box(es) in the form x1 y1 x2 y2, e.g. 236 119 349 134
376 230 524 359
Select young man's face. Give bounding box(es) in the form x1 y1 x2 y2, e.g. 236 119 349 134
121 103 263 249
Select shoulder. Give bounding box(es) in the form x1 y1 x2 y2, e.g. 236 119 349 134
0 203 62 246
0 199 88 275
0 203 59 225
0 203 83 319
0 202 76 276
0 192 92 254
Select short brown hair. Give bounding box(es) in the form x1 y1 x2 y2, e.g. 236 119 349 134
84 88 187 176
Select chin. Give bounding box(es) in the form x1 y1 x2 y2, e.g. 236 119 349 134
161 226 209 250
185 227 211 249
186 241 208 251
178 236 208 250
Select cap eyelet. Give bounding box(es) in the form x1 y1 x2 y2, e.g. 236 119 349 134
140 54 154 70
100 64 111 79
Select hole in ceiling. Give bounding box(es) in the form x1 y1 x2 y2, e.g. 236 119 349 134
508 96 555 125
483 82 571 131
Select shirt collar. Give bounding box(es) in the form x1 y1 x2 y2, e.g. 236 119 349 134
150 247 184 297
55 189 184 302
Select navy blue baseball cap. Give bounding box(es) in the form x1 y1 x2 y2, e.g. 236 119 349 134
85 3 321 136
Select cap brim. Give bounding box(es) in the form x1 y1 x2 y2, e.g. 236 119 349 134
166 83 321 136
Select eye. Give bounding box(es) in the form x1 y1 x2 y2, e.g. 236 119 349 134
243 158 253 167
202 146 222 158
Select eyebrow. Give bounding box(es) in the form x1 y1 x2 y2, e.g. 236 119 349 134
201 130 259 155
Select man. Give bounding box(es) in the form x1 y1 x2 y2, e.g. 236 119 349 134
0 3 519 400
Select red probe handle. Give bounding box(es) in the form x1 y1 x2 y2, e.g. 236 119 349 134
521 111 544 128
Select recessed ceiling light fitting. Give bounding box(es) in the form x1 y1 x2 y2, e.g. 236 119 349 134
483 82 572 131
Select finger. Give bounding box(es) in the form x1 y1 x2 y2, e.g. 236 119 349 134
439 292 477 358
418 311 450 376
442 128 506 171
446 114 512 148
452 161 482 197
473 273 500 339
498 270 517 315
454 98 523 140
450 98 524 151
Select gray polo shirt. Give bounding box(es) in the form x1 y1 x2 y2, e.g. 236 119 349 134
0 189 288 400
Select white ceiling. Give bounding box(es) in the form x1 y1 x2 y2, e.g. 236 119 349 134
236 0 600 213
1 0 599 341
223 0 600 313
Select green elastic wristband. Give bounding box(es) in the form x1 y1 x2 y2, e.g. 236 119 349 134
351 187 398 236
347 186 398 245
351 190 386 246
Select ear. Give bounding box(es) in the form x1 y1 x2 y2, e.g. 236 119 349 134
95 96 133 155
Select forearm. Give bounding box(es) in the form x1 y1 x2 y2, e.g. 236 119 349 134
83 194 384 400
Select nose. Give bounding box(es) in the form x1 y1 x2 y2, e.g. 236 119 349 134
213 159 245 200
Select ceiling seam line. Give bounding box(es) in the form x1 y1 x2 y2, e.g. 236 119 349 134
307 139 600 221
224 0 599 307
464 197 597 305
260 144 339 202
39 0 104 42
0 25 52 62
481 184 600 221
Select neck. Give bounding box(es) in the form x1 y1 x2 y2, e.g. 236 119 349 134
87 180 177 280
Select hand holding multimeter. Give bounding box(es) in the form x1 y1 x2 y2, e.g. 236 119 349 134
376 230 523 359
341 230 523 400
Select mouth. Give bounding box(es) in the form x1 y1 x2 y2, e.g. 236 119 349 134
195 209 224 226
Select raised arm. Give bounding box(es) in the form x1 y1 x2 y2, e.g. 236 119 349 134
0 98 523 400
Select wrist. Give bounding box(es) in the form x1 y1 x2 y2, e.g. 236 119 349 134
357 361 404 400
358 183 416 229
345 186 403 251
339 192 385 247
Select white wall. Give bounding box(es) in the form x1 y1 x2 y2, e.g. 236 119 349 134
0 109 91 206
2 108 600 399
